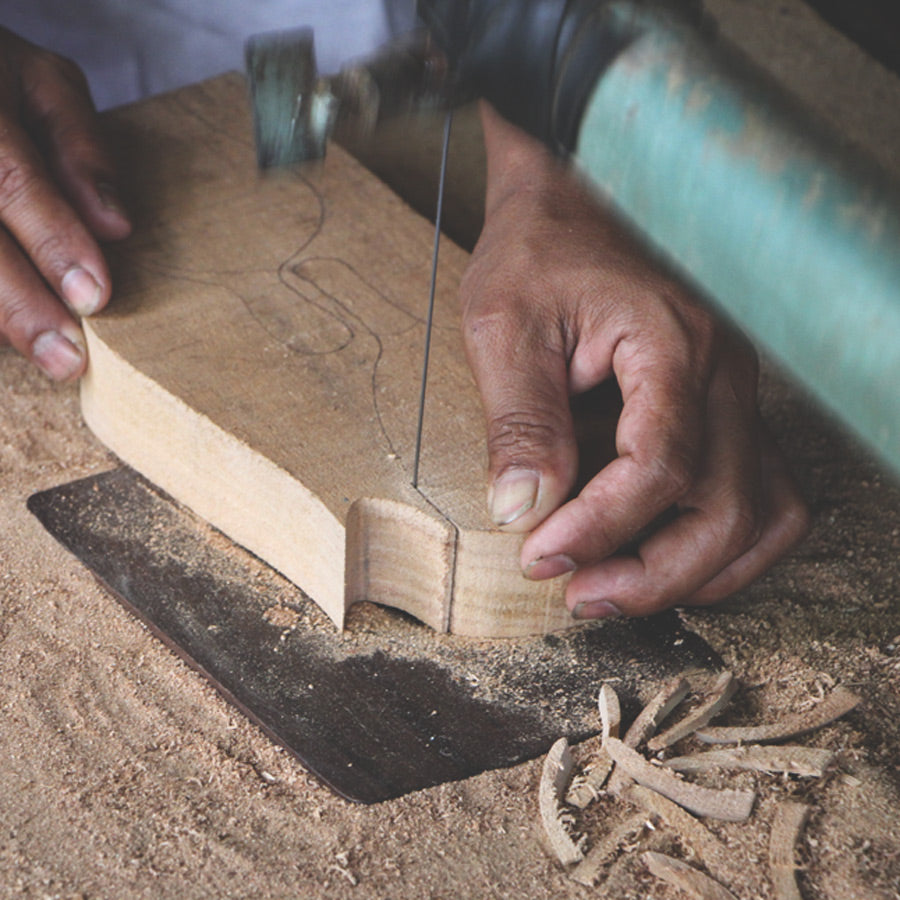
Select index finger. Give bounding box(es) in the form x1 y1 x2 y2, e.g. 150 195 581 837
18 42 130 240
521 338 708 576
0 114 111 317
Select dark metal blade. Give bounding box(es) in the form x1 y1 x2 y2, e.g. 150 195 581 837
28 466 720 804
413 109 453 488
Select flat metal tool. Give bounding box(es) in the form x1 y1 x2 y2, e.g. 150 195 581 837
28 467 720 803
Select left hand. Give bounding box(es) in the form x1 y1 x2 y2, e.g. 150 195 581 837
462 104 809 619
0 28 131 380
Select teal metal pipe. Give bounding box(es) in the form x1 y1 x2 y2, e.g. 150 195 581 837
574 3 900 474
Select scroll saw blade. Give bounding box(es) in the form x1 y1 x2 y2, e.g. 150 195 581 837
412 110 453 489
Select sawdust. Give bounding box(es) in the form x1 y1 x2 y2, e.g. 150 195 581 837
4 338 900 900
3 0 900 896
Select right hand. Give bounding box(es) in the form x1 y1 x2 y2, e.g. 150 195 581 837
462 104 809 619
0 28 131 380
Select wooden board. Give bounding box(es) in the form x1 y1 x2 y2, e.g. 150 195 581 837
80 73 594 638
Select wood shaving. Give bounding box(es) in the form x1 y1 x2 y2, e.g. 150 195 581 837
542 670 864 893
569 812 646 887
648 671 738 751
608 676 691 795
538 737 585 866
665 745 834 778
566 745 614 809
769 802 812 900
598 682 622 739
623 784 732 884
605 738 755 822
696 686 861 744
566 684 621 808
643 851 739 900
623 676 692 748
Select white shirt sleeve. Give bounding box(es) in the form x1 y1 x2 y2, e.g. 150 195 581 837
0 0 417 109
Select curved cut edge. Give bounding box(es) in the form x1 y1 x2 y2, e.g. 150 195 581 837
450 529 574 638
345 498 456 632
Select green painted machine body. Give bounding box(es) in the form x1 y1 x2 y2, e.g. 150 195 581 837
574 4 900 473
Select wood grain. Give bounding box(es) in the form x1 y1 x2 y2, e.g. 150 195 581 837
80 74 587 637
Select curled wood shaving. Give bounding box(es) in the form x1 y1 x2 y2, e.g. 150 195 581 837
539 737 585 866
608 676 691 796
624 676 692 748
569 812 646 887
598 683 622 739
769 802 811 900
648 671 738 751
623 784 731 883
665 745 834 778
605 738 755 822
643 851 739 900
567 684 621 808
696 686 861 745
566 747 614 809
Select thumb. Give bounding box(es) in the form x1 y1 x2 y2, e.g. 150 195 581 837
462 301 579 534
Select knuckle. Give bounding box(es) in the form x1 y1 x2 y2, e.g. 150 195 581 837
487 412 559 462
30 47 90 94
720 494 765 554
0 290 36 338
28 228 73 274
462 301 516 345
636 580 679 616
644 447 696 504
781 494 812 544
46 118 96 158
0 156 40 213
461 283 535 339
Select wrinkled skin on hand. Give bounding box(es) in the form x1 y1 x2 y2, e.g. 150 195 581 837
0 28 130 380
465 104 809 619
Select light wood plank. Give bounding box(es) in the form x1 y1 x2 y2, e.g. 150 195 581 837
81 73 591 637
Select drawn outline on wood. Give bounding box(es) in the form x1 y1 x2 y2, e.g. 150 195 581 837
79 74 587 637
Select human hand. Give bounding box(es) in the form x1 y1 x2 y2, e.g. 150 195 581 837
463 105 809 618
0 28 130 380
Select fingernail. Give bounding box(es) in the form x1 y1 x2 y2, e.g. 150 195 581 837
524 554 576 581
489 469 540 526
32 330 85 381
96 182 128 219
572 600 622 620
62 267 103 316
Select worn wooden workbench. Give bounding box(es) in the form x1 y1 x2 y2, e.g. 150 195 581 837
2 1 900 896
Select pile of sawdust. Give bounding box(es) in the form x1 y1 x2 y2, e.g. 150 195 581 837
3 0 900 896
